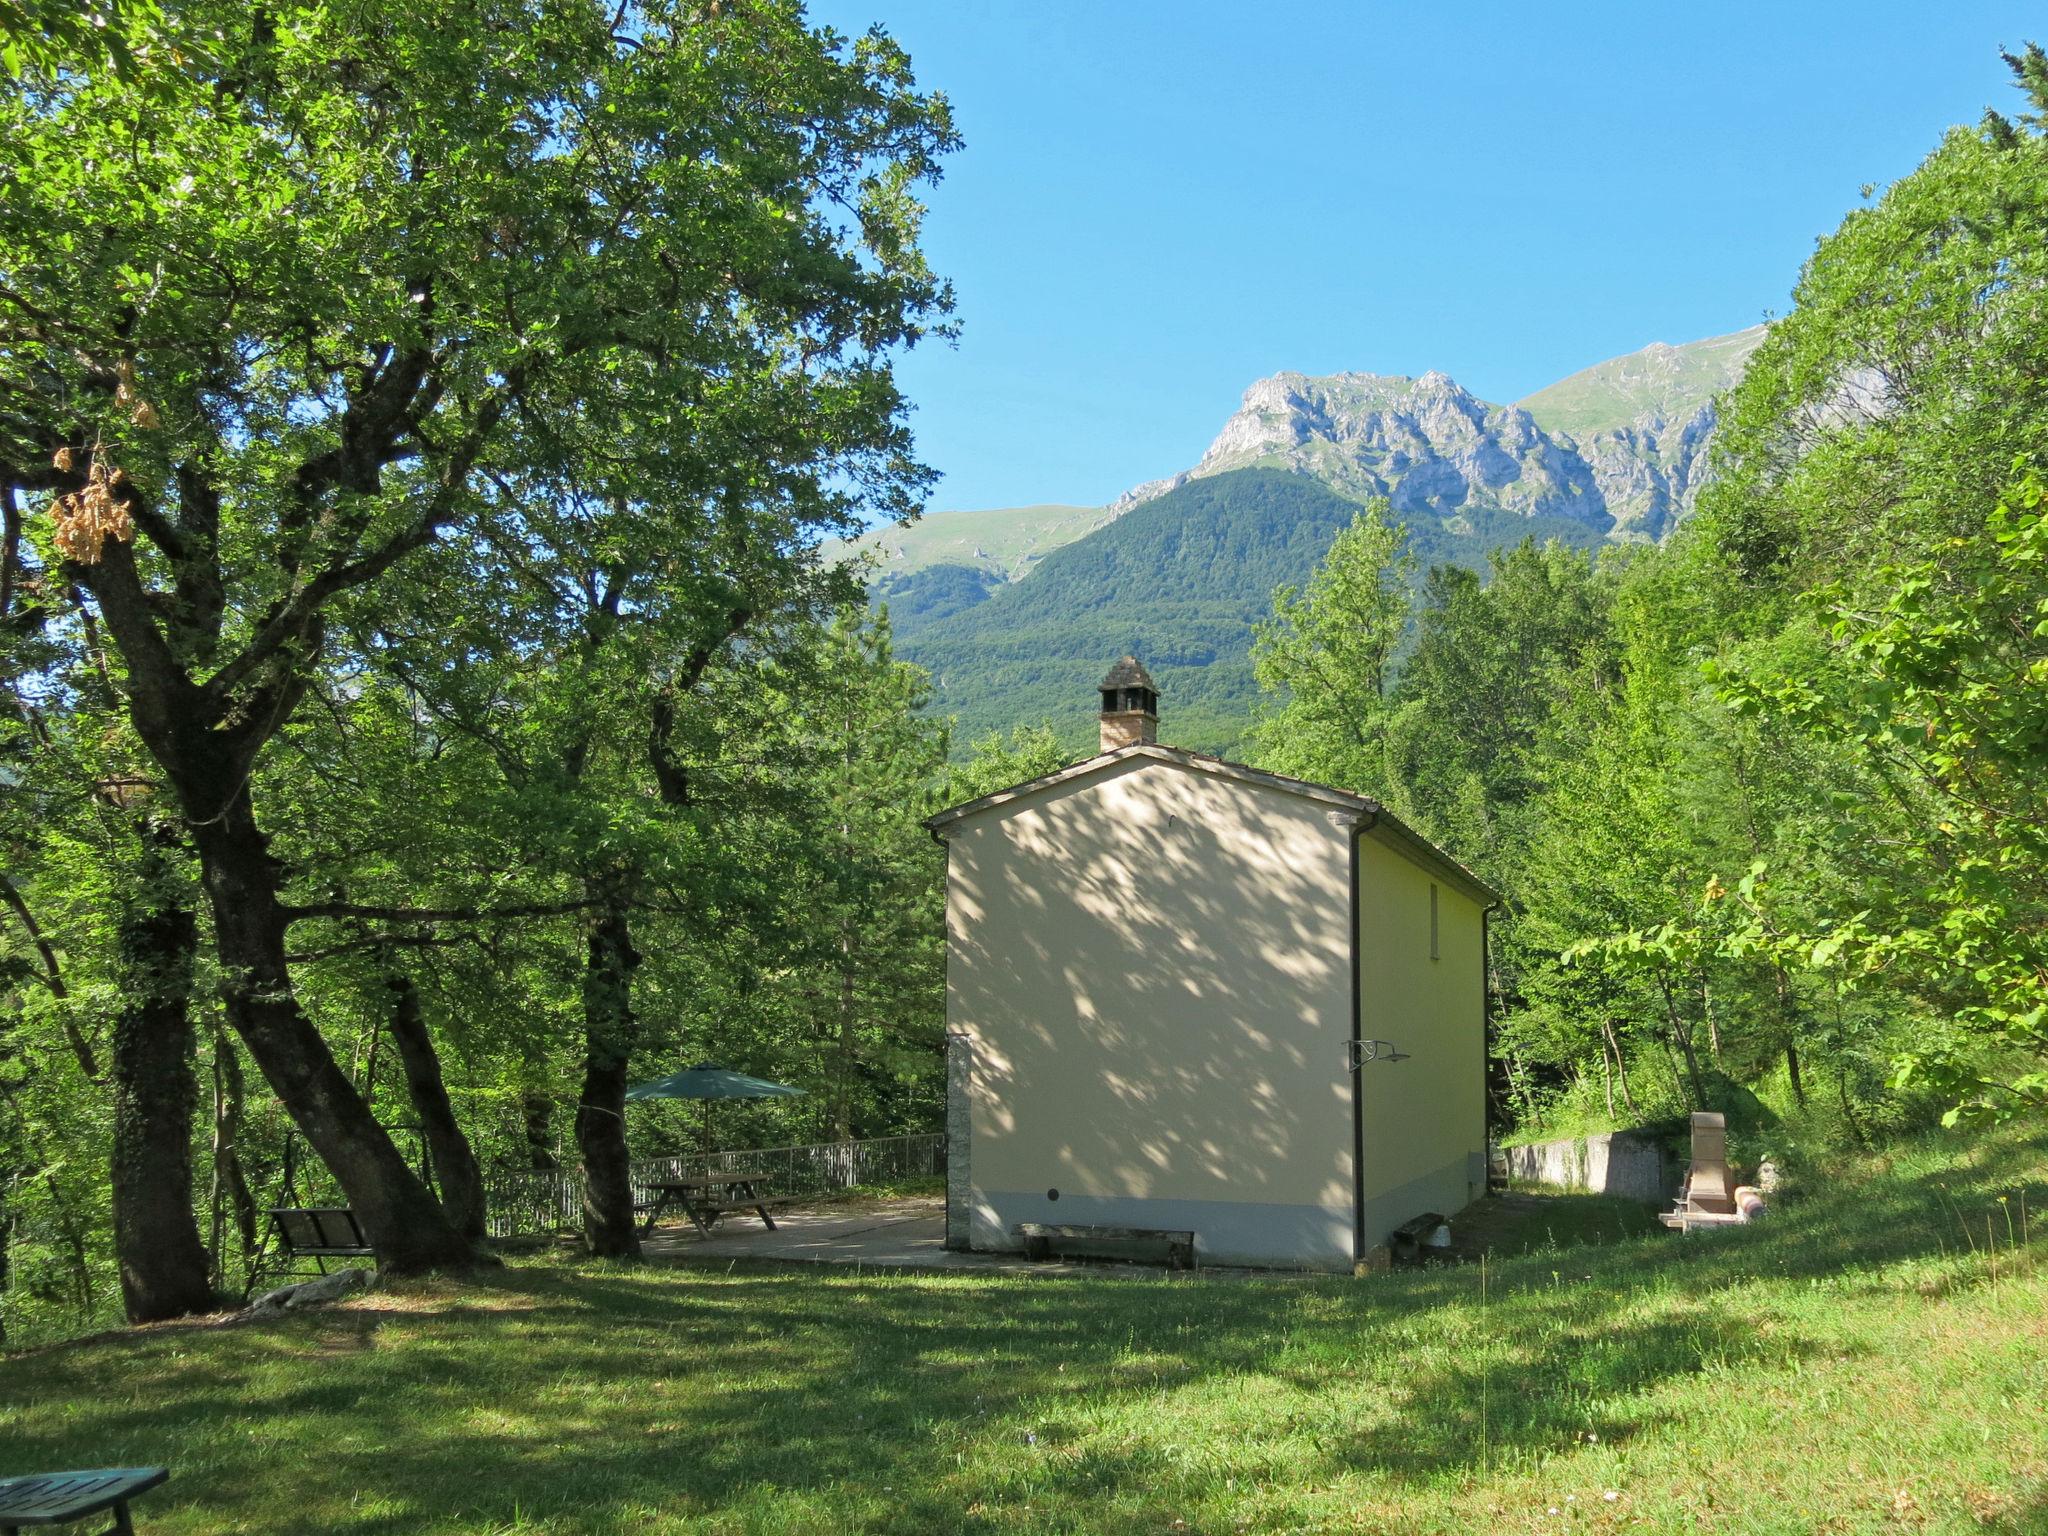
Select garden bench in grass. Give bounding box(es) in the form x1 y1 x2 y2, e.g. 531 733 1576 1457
0 1468 168 1533
1013 1222 1197 1270
262 1206 374 1275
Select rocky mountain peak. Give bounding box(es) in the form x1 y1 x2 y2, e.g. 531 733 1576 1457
1111 329 1764 542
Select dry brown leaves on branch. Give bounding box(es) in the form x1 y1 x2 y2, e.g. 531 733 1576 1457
113 360 161 431
50 452 135 565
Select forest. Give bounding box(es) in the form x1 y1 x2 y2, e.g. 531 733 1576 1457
1 0 2044 1358
892 470 1607 755
1247 45 2048 1164
0 0 1014 1342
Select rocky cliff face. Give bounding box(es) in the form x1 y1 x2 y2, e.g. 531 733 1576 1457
1114 330 1762 544
1573 404 1721 541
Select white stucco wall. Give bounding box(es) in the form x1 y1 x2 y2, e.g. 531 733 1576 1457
941 755 1357 1269
1354 830 1489 1247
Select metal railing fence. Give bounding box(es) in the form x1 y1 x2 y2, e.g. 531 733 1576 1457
483 1132 945 1238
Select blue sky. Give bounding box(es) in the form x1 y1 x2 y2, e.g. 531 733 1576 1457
810 2 2041 513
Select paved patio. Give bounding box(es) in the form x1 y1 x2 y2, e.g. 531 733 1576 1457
640 1195 1117 1275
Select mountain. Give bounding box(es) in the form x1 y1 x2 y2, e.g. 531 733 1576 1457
1112 370 1605 526
829 504 1120 638
1112 327 1765 544
1518 325 1767 539
1517 326 1766 438
839 502 1116 584
899 468 1604 756
873 328 1764 748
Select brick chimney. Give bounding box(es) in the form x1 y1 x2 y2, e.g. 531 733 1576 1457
1098 655 1159 752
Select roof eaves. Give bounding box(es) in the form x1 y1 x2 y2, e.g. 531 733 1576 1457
1154 745 1379 815
924 741 1499 903
924 742 1378 834
924 744 1147 834
1360 810 1502 906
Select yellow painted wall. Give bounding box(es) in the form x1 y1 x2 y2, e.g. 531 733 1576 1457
1353 829 1488 1242
944 756 1356 1263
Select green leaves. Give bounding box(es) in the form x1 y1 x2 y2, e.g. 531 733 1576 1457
1249 499 1415 794
0 0 964 1324
1699 468 2048 1123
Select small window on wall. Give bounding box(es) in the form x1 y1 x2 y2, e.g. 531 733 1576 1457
1430 883 1440 961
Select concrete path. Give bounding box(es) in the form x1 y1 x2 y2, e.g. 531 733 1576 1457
641 1195 1109 1276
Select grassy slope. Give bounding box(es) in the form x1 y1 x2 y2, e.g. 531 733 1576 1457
832 504 1119 584
6 1129 2043 1535
902 468 1605 757
1517 327 1767 438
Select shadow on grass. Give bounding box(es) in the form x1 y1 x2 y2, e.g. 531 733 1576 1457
1447 1189 1664 1260
1 1126 2041 1531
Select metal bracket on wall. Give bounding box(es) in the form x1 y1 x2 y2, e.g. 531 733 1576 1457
1347 1038 1410 1071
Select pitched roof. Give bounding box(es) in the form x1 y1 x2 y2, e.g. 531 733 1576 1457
925 742 1500 904
1098 655 1157 692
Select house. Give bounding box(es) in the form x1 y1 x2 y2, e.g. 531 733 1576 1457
926 657 1498 1271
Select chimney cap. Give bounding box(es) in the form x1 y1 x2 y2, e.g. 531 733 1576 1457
1098 654 1157 692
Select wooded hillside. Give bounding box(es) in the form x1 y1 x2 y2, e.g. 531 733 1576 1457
1245 47 2048 1152
899 469 1603 754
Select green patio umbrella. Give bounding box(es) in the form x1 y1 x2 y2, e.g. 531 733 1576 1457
625 1062 804 1156
625 1063 805 1104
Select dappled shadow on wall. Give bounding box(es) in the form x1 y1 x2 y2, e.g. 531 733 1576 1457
949 758 1353 1206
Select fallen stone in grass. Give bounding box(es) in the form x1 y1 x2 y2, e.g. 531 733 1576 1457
247 1268 373 1315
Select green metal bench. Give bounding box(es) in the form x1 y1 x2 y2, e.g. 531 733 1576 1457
0 1468 168 1533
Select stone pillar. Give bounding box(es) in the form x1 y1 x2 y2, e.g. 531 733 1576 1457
945 1031 973 1251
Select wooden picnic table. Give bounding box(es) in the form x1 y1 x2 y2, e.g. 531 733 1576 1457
638 1170 783 1238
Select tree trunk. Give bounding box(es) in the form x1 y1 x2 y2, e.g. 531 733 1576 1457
110 823 219 1323
0 870 99 1078
1600 1018 1638 1117
0 1180 12 1348
574 893 641 1259
1655 973 1708 1106
189 792 472 1274
833 925 857 1143
1776 967 1808 1107
1837 1059 1870 1148
208 1022 258 1291
385 972 489 1242
42 1166 95 1317
521 1091 558 1171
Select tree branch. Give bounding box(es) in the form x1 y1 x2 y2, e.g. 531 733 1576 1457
203 361 531 723
648 607 752 806
0 870 100 1080
286 933 471 964
280 897 596 927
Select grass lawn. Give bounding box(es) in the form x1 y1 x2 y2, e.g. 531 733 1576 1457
4 1131 2044 1536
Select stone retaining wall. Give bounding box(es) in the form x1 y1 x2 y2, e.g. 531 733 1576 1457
1500 1130 1676 1206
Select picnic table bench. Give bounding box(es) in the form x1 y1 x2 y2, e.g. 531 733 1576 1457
261 1207 373 1276
1014 1222 1197 1270
0 1468 168 1533
637 1171 791 1238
